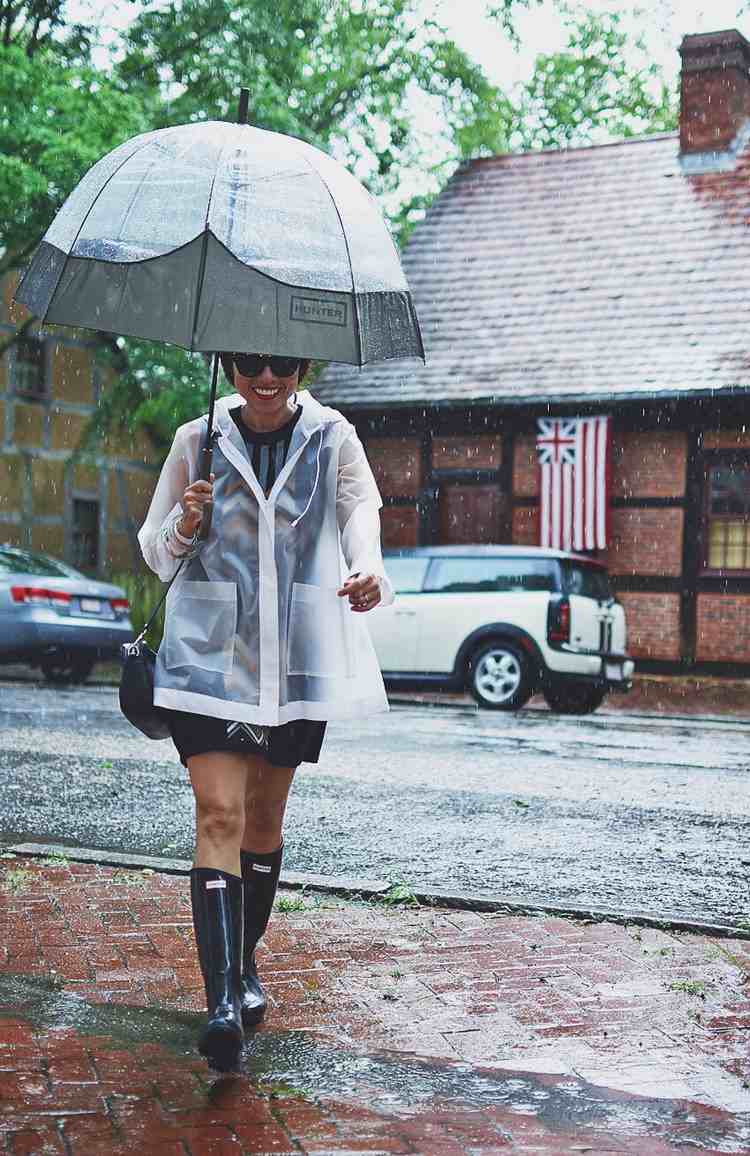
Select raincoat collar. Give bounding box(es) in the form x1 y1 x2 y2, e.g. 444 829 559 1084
211 391 343 519
213 389 342 444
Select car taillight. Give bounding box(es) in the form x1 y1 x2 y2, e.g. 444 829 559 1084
110 597 130 616
11 586 72 608
548 597 571 644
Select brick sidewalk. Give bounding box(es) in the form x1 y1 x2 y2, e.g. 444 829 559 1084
1 857 750 1155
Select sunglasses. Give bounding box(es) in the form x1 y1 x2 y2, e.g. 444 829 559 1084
233 353 301 378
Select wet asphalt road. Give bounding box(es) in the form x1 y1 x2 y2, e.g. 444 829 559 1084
1 681 749 925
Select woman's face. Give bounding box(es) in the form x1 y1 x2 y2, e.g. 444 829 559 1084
234 359 299 421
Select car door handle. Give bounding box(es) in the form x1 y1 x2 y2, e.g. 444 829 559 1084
395 610 417 617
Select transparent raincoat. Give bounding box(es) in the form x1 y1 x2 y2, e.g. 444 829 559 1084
138 392 393 724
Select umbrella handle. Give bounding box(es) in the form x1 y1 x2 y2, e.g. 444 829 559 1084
197 442 214 541
197 353 221 542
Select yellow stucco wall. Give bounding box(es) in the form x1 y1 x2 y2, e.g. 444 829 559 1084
0 277 158 574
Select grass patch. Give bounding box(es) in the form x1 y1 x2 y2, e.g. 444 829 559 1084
380 881 420 909
111 869 153 886
275 893 308 913
260 1079 310 1100
668 979 712 999
1 867 34 894
707 943 750 975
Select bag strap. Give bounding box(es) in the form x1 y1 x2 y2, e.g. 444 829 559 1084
133 423 214 647
133 556 187 646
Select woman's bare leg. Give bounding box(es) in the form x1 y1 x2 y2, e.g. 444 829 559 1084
241 754 296 853
237 755 295 1025
188 752 249 875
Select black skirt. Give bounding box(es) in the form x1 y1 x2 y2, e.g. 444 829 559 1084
164 709 327 769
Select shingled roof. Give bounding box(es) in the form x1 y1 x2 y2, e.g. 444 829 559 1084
314 132 750 409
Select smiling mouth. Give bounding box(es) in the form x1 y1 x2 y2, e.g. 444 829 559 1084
252 386 282 398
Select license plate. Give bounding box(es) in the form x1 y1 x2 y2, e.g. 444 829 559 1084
605 661 624 681
80 598 101 614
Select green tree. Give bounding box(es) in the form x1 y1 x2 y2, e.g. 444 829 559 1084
117 0 514 201
0 46 146 276
92 0 516 447
0 3 146 356
510 5 677 151
0 0 91 62
5 0 679 451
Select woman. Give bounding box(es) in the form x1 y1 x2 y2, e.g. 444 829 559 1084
138 352 392 1072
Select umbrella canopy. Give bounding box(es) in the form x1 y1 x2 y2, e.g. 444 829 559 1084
15 121 423 366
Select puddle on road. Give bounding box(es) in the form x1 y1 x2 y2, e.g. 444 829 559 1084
2 973 750 1153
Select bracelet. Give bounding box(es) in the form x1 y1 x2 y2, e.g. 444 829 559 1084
174 518 197 545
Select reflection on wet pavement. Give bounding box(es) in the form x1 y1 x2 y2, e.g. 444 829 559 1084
3 859 750 1153
1 689 750 923
3 971 750 1154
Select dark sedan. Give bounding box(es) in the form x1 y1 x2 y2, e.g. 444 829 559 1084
0 545 133 682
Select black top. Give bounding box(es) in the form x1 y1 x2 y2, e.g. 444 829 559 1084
230 404 302 494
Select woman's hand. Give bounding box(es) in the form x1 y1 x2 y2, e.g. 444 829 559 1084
177 475 214 538
337 572 382 613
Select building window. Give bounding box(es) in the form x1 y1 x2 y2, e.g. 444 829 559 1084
72 498 99 571
704 457 750 572
11 336 46 399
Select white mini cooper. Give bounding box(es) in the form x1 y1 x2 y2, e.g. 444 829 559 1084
367 546 634 713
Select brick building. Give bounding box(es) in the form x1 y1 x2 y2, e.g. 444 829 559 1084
0 279 157 577
316 28 750 673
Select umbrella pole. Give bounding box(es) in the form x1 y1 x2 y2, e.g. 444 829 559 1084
196 93 252 541
198 352 220 541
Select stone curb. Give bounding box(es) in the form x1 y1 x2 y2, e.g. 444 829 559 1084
7 840 750 943
387 694 750 727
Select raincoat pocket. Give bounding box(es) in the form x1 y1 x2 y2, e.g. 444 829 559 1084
287 582 354 679
164 580 237 675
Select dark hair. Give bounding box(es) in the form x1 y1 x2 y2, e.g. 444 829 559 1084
219 352 311 388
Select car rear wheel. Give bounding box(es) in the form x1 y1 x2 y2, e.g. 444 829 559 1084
40 655 96 685
543 683 607 715
469 641 533 711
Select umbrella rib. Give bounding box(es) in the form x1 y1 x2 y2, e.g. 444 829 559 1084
295 147 362 366
189 136 231 352
65 131 160 270
36 131 159 326
117 137 176 245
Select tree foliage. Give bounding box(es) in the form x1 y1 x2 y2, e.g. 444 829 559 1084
0 0 91 61
117 0 513 210
88 0 517 450
511 5 677 151
0 0 681 451
0 44 146 277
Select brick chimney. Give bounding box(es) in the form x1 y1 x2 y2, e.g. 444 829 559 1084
680 29 750 155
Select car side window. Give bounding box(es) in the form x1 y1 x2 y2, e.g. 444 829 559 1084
383 556 430 594
425 557 557 593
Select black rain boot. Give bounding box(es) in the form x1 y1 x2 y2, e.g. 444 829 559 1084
190 867 244 1071
239 843 284 1027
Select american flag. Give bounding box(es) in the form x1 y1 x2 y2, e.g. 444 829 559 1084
536 416 610 551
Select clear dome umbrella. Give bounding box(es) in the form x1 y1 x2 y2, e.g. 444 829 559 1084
15 106 423 365
14 92 424 533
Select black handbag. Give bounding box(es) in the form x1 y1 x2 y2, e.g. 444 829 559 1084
119 559 185 739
